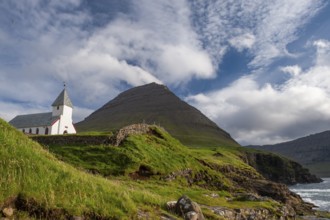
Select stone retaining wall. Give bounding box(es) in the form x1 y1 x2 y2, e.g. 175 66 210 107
31 124 156 146
110 124 151 146
31 135 110 146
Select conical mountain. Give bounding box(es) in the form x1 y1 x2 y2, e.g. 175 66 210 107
76 83 239 147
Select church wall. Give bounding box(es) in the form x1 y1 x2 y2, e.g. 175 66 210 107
50 120 60 135
20 126 50 135
57 116 76 134
52 105 64 117
57 106 76 134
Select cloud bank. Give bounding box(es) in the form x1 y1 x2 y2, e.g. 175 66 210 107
0 0 329 145
0 0 214 121
187 40 330 145
189 0 325 68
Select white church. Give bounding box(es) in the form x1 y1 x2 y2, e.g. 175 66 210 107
9 88 76 135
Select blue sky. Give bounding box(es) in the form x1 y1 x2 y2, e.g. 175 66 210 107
1 0 330 145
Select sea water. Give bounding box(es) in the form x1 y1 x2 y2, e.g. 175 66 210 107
290 178 330 212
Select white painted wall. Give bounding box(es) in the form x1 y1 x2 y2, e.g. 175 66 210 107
50 120 59 135
51 105 76 134
20 126 50 135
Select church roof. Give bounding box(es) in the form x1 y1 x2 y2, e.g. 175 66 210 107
9 112 59 128
52 88 73 108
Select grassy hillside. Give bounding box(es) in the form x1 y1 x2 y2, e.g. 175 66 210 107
0 119 320 219
0 119 167 219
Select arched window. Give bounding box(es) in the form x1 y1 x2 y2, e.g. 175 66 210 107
22 129 25 133
63 130 68 135
36 128 39 134
45 127 49 135
29 128 32 134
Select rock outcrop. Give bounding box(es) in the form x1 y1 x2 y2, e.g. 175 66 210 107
167 195 205 220
108 123 152 146
243 152 322 185
167 195 297 220
247 130 330 177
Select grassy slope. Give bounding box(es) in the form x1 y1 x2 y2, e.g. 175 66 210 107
47 127 257 188
1 119 279 219
0 119 164 218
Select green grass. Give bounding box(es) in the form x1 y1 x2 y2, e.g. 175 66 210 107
0 119 300 219
0 119 162 218
46 127 247 191
46 127 203 177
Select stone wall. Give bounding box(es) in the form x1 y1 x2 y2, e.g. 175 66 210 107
32 123 156 147
31 135 110 146
110 123 152 146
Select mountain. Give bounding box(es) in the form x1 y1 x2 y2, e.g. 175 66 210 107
76 83 239 147
247 130 330 177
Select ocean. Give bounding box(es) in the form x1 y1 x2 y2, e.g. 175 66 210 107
290 178 330 212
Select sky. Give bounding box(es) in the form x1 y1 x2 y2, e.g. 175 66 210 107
1 0 330 145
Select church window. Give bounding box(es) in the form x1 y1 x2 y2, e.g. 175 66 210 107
23 129 25 133
29 128 32 134
45 127 49 135
57 106 59 110
36 128 39 134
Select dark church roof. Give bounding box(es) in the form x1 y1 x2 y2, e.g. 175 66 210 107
9 112 59 128
52 88 73 108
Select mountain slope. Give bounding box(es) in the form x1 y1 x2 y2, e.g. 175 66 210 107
247 131 330 177
76 83 239 147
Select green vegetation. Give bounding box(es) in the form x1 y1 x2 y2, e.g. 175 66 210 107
0 119 316 219
46 127 258 191
48 128 215 175
0 119 164 218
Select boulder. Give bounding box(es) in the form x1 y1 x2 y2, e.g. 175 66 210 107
2 207 14 217
174 195 205 220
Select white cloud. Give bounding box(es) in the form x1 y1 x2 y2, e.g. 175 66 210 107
189 0 326 68
0 0 329 138
187 39 330 145
229 33 256 52
0 0 215 121
281 65 302 77
0 101 49 122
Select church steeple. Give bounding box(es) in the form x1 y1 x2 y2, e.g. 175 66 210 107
51 88 73 108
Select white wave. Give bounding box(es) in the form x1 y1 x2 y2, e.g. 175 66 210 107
303 198 330 211
291 189 330 193
296 192 319 198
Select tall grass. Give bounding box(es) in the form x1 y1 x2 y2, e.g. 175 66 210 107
0 119 162 218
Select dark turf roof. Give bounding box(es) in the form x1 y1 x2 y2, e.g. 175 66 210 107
9 112 59 128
